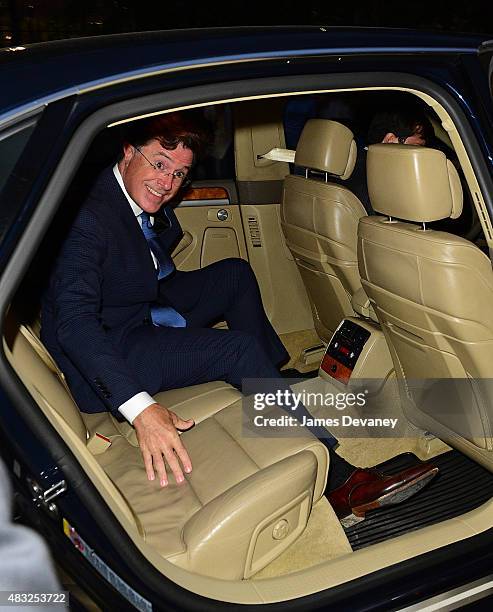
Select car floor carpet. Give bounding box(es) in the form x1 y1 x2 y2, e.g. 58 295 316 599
342 450 493 550
253 497 352 579
281 368 319 379
279 328 324 373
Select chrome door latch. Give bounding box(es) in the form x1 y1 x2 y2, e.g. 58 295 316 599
26 465 67 515
42 479 67 503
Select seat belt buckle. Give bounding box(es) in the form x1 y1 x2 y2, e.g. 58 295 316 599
87 431 112 454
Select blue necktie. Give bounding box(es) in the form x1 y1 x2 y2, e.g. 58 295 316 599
139 211 186 328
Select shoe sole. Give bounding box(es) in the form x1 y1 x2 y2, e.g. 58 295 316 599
350 468 439 520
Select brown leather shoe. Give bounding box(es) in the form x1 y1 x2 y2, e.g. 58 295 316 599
328 463 439 527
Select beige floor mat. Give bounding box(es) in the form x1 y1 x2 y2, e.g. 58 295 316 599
279 328 324 372
331 380 452 466
252 497 352 580
293 375 452 466
336 435 451 467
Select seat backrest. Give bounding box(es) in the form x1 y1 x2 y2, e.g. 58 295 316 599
358 144 493 469
281 119 368 342
3 308 89 442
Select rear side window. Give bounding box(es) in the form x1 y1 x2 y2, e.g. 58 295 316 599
0 119 37 195
193 104 235 181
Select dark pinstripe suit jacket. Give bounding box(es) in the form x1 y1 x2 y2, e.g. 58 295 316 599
41 167 182 415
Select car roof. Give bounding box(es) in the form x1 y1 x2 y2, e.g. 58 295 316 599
0 26 490 122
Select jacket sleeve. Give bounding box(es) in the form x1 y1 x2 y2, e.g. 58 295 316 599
51 207 144 413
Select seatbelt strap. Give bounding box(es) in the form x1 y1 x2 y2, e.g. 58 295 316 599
18 322 115 453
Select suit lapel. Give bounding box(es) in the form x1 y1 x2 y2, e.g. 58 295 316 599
95 168 158 285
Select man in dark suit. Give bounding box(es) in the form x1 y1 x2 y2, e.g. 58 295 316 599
42 111 292 488
42 112 437 525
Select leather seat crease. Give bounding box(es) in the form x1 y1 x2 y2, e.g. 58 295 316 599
358 143 493 470
281 119 369 342
3 313 329 580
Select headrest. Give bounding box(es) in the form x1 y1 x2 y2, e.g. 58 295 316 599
295 119 357 180
367 144 463 222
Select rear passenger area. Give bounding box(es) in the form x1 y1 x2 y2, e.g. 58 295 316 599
5 302 493 597
3 307 337 580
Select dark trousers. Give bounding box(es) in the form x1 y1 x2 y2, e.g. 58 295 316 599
164 257 289 369
123 257 349 486
122 258 288 394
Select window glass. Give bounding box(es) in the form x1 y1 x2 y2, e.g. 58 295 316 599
193 104 235 181
82 105 235 187
0 120 37 195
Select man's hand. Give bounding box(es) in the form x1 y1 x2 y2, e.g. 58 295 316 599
133 403 194 487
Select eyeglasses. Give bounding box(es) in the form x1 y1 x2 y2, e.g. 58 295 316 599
397 134 426 146
134 146 190 185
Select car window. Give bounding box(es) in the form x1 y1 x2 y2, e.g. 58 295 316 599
80 105 235 189
193 104 235 181
0 119 37 196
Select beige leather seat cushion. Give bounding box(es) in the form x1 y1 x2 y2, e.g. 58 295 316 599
154 381 241 424
6 311 329 580
83 383 329 579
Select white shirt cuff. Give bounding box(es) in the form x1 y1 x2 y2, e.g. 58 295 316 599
118 392 156 424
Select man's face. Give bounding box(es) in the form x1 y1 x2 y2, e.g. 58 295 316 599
401 132 426 146
118 139 193 214
382 128 426 147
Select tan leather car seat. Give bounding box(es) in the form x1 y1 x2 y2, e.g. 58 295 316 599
3 310 329 579
281 119 368 342
358 143 493 471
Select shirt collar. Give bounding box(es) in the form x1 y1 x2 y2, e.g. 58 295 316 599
113 163 146 219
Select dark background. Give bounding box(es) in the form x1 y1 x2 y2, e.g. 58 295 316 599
1 0 493 47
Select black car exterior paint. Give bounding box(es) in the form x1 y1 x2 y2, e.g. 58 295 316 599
0 27 493 610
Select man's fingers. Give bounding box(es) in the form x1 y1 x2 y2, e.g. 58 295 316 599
152 451 168 488
173 439 193 474
163 448 185 485
142 449 155 482
135 404 193 484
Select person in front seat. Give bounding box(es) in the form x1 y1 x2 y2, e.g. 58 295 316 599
341 104 435 212
348 104 475 237
41 111 437 524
